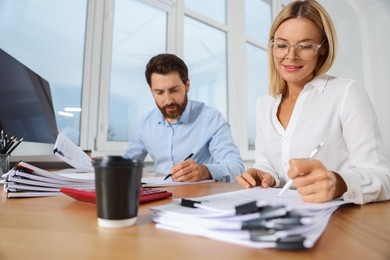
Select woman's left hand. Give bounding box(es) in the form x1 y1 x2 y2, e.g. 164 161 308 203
236 168 275 189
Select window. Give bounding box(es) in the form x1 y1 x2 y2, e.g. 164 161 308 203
184 0 226 24
184 16 227 118
245 0 271 43
107 0 167 142
245 0 271 150
246 43 268 150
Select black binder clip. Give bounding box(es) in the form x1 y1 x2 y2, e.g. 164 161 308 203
53 148 64 156
15 166 32 173
241 218 267 230
235 201 258 215
258 205 288 220
181 198 202 208
276 235 306 251
249 229 277 242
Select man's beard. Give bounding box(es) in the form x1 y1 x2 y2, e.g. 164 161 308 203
158 95 188 120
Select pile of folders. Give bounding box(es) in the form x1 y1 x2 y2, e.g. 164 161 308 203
1 161 95 198
150 187 349 250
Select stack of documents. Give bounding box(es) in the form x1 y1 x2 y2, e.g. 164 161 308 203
0 133 95 198
150 188 350 250
1 161 95 198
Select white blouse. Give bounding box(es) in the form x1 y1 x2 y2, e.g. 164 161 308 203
254 74 390 204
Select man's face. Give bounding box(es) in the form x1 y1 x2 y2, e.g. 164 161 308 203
150 71 189 122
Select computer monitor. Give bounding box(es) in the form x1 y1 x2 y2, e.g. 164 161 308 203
0 48 58 145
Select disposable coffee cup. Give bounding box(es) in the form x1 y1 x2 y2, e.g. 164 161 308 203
93 156 143 228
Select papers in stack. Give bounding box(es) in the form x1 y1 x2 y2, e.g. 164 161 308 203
142 176 215 187
1 161 95 198
0 133 95 198
150 187 350 250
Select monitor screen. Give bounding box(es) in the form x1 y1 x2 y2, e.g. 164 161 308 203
0 48 58 144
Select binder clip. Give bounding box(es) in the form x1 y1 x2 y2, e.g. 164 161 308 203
181 198 202 208
276 235 306 251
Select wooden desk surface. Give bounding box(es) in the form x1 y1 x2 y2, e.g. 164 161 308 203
1 182 390 260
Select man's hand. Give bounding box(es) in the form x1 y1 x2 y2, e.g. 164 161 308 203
169 159 211 182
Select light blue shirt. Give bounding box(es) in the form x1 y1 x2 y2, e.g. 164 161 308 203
124 100 244 182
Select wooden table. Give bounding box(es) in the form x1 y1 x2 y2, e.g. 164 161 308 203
1 182 390 259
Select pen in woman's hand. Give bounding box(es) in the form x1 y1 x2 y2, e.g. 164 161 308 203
278 143 324 197
163 153 194 181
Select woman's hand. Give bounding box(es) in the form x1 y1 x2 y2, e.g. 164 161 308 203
236 168 275 189
288 158 347 203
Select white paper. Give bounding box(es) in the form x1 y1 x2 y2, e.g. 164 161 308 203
6 191 63 198
7 175 95 189
54 133 94 172
18 161 94 183
142 176 215 187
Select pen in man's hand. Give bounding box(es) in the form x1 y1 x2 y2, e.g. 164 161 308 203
278 143 324 197
163 153 194 181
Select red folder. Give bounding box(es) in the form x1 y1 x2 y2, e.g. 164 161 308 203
60 187 172 204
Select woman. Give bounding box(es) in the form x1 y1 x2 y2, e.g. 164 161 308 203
236 0 390 204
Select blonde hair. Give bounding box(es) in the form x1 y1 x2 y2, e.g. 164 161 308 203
268 0 337 97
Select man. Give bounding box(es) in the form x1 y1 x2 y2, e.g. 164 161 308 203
124 53 244 182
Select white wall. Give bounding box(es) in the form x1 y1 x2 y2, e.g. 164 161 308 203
319 0 390 155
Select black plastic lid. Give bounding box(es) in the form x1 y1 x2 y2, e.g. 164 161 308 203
92 156 143 167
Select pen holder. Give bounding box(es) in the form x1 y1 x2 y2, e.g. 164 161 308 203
0 154 10 176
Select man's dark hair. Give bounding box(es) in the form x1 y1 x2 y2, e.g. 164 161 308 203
145 53 189 87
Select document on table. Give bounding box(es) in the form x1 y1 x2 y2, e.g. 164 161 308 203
54 133 94 173
150 187 351 250
142 176 215 187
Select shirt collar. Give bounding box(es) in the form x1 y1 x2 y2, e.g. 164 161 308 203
157 100 192 126
274 74 332 102
305 74 332 93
